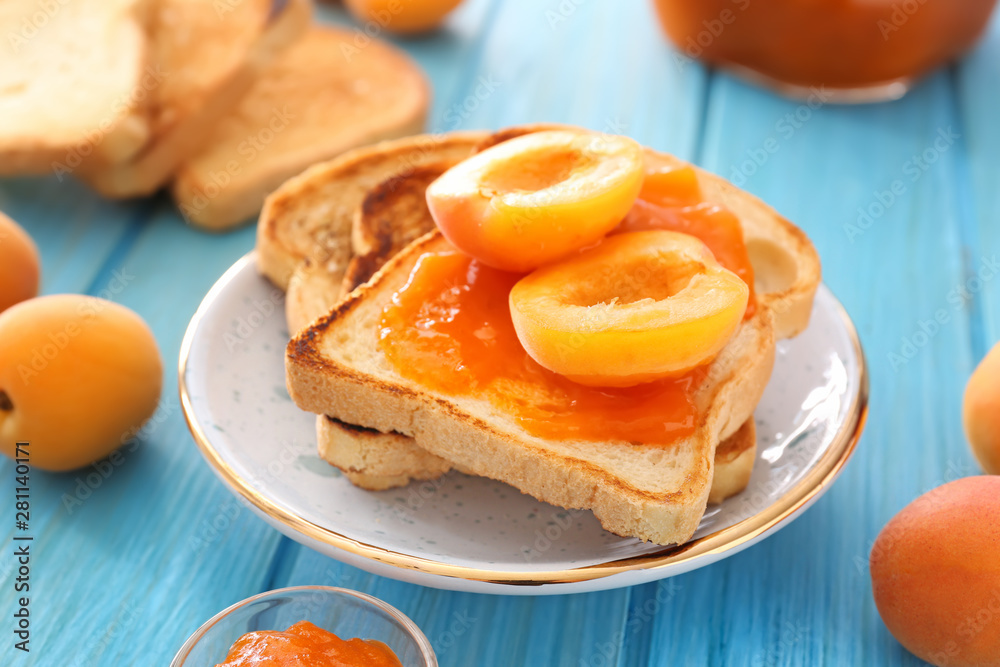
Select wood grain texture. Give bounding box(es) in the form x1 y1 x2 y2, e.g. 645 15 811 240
1 1 997 665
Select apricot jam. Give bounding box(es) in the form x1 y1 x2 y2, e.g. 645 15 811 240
653 0 997 100
380 250 706 444
379 165 754 446
215 620 403 667
619 166 756 318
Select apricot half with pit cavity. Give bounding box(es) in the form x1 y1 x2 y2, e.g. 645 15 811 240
426 130 644 272
0 295 163 471
509 230 749 387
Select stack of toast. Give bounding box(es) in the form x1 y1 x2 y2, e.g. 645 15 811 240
0 0 429 230
258 125 822 546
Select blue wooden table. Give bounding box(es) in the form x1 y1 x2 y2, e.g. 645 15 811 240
3 2 998 664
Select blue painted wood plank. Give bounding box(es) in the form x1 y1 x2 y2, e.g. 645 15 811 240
646 68 978 666
955 14 1000 349
2 3 998 666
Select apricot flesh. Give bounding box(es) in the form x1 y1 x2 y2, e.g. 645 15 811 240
0 212 40 314
509 230 749 387
870 476 1000 667
344 0 463 34
0 295 163 471
964 342 1000 474
426 130 644 272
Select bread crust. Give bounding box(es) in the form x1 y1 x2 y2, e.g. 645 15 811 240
277 129 820 545
77 0 311 197
172 26 433 230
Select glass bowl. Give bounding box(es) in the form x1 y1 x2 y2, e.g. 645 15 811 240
171 586 437 666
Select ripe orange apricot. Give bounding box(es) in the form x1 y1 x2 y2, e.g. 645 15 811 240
870 477 1000 667
964 342 1000 474
509 231 749 387
426 130 644 273
0 212 40 314
0 295 163 471
344 0 463 34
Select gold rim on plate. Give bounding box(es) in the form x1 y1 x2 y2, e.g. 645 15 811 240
179 253 868 587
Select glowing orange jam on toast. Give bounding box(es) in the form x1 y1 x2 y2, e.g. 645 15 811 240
618 166 756 318
379 164 751 446
215 621 403 667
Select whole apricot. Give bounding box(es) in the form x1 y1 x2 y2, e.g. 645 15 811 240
344 0 463 34
0 295 163 472
870 476 1000 667
964 342 1000 474
0 212 40 314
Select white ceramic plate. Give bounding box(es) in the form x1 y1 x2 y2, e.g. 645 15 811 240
180 254 867 595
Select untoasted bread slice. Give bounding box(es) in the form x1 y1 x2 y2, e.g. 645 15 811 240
319 414 757 503
287 229 779 545
172 26 431 230
0 0 152 173
257 131 487 292
77 0 310 197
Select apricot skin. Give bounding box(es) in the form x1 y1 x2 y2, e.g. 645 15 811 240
870 476 1000 667
964 343 1000 474
0 212 40 314
344 0 463 34
0 295 163 472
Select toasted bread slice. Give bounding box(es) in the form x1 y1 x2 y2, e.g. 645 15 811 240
283 161 456 333
172 26 431 231
319 414 757 502
343 161 454 293
287 229 780 545
0 0 152 173
76 0 310 197
257 131 487 292
285 139 820 544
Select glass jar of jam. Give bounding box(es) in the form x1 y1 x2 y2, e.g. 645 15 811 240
652 0 998 102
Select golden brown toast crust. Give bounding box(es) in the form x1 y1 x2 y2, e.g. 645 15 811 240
78 0 311 197
343 162 454 293
320 414 757 504
173 25 432 230
256 131 487 290
286 230 779 544
279 128 819 544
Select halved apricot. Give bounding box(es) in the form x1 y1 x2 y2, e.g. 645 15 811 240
618 165 756 317
509 230 749 387
426 130 644 272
